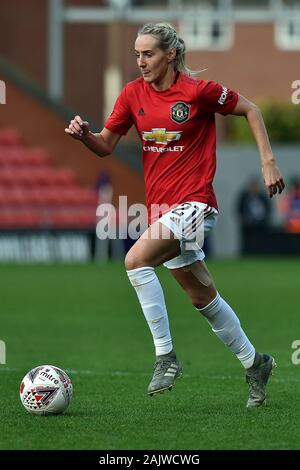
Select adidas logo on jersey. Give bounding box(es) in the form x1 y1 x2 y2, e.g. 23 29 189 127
138 107 145 116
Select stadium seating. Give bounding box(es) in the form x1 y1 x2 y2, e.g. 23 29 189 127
0 128 97 229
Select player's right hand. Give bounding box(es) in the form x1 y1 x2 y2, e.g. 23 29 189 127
65 115 90 140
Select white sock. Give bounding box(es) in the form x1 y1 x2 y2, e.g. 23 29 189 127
127 267 173 356
198 293 255 369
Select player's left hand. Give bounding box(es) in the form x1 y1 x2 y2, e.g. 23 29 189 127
262 161 285 198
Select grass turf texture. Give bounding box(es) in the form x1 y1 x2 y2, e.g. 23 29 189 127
0 259 299 450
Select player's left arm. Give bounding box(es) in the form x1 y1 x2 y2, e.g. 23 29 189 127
231 94 285 198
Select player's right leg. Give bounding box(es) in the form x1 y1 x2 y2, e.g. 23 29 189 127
245 353 276 408
125 221 182 396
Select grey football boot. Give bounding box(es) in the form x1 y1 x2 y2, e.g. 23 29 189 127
246 352 276 408
147 350 182 396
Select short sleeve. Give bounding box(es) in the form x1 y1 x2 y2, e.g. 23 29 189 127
104 86 134 135
197 80 238 115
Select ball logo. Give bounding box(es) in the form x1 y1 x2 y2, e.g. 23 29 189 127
171 102 190 124
29 366 43 382
40 370 59 384
20 365 73 414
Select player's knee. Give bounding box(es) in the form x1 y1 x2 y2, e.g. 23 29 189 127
189 286 218 309
191 296 212 310
124 252 137 270
124 250 145 270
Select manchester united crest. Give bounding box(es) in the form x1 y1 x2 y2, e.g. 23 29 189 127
171 101 190 124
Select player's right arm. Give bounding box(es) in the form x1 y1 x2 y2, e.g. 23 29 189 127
65 115 122 158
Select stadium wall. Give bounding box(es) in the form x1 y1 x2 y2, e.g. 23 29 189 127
1 2 299 124
212 145 299 258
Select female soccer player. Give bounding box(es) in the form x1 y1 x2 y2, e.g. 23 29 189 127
65 23 285 407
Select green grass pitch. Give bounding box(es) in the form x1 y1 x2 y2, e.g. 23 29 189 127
0 259 299 450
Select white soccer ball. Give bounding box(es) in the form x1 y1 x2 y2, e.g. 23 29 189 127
20 365 73 415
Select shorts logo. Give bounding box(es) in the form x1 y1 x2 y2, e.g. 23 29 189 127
171 101 190 124
142 128 182 144
170 216 180 226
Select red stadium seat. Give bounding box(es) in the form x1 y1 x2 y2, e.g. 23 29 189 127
34 168 55 186
20 188 42 206
0 147 26 166
51 168 77 186
51 209 96 229
1 188 24 206
80 189 98 205
15 168 36 186
0 190 6 206
0 168 15 186
0 209 41 229
0 128 25 146
0 130 98 229
25 148 49 166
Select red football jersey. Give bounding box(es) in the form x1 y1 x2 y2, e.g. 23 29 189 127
104 72 238 223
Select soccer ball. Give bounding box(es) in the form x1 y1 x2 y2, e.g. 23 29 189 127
20 365 73 415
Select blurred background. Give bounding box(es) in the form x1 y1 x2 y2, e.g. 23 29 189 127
1 2 300 452
0 0 300 262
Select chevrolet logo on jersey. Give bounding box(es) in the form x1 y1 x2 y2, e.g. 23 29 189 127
142 128 182 144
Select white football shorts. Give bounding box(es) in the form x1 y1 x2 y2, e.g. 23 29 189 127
158 201 218 269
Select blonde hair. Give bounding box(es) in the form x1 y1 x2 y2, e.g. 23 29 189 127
138 23 201 76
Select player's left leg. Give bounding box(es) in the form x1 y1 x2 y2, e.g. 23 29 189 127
170 261 276 407
170 260 257 368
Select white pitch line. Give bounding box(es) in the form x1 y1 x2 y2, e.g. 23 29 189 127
1 368 299 382
0 367 149 377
